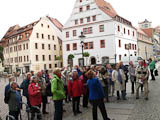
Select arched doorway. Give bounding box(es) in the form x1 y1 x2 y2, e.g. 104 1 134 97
102 56 109 64
90 57 96 65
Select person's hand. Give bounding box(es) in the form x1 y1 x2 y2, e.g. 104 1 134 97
16 88 21 91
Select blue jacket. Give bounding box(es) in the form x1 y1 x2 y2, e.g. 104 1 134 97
87 77 105 100
77 68 82 77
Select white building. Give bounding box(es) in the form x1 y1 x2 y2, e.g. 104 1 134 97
62 0 137 66
1 16 63 73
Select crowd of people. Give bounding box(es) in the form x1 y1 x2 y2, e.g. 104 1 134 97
4 58 157 120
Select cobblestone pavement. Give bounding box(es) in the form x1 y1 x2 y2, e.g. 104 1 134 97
0 65 160 120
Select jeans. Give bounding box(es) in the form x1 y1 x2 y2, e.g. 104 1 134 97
72 96 80 114
90 99 110 120
117 90 126 99
83 95 88 107
42 95 47 113
54 100 63 120
150 69 155 80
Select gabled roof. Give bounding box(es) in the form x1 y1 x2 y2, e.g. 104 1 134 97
137 28 149 37
47 16 63 31
95 0 117 18
142 28 153 38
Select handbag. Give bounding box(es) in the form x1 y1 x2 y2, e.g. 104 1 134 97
154 69 158 76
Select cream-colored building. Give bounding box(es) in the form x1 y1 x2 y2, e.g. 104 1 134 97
137 28 153 60
1 16 63 73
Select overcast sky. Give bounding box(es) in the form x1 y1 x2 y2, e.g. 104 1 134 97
0 0 160 39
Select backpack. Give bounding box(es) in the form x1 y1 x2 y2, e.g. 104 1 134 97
4 90 11 104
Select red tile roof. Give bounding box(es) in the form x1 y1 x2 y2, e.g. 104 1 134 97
47 16 63 31
142 28 153 38
95 0 117 17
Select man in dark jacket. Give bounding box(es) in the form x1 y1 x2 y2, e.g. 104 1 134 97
20 72 31 107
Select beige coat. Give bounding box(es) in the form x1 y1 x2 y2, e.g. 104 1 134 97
99 72 109 87
112 69 126 91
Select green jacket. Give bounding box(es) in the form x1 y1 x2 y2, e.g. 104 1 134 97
51 75 66 100
149 61 155 70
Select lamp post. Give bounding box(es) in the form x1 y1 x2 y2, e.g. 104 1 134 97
79 32 86 67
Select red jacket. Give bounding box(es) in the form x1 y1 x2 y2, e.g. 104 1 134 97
80 75 88 96
28 82 42 106
68 78 82 98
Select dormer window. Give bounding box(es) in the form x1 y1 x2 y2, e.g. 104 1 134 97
86 5 90 10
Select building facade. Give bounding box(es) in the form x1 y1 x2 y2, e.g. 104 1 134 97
62 0 137 67
139 19 152 29
137 28 153 60
1 16 63 73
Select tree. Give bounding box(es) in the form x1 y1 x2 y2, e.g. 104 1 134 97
68 54 74 67
0 45 4 64
83 52 90 66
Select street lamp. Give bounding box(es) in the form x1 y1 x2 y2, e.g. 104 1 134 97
79 32 86 67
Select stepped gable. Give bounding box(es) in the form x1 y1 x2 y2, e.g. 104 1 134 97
47 16 63 31
95 0 117 17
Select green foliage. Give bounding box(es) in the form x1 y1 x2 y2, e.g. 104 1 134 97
68 54 74 60
83 52 90 57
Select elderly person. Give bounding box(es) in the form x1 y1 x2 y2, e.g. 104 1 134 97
87 70 110 120
136 60 149 100
99 66 110 102
112 64 126 100
51 68 65 120
68 70 82 116
20 72 31 107
37 72 48 114
28 76 42 120
8 81 22 120
128 61 136 94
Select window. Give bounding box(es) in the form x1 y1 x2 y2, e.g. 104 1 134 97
42 44 45 49
23 44 25 50
66 32 69 38
83 28 88 34
49 55 51 61
48 25 50 28
73 43 77 50
73 30 77 36
36 33 39 38
52 36 54 40
10 47 13 53
119 55 122 60
24 56 26 62
87 17 90 22
124 28 126 34
99 25 104 32
86 5 90 10
25 33 29 38
26 43 28 49
48 44 51 50
49 64 52 69
54 55 57 60
80 0 82 2
54 45 56 50
36 55 39 61
41 24 43 27
55 64 57 68
19 45 22 51
118 25 120 32
124 54 127 56
119 40 121 47
80 18 83 24
132 44 134 50
88 27 92 34
27 55 29 61
84 43 88 49
42 55 45 61
128 30 130 35
79 7 83 12
75 20 78 25
133 31 135 36
89 42 93 49
92 16 96 21
66 44 70 51
135 44 137 50
48 35 50 40
100 40 105 48
42 34 44 39
35 43 38 49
